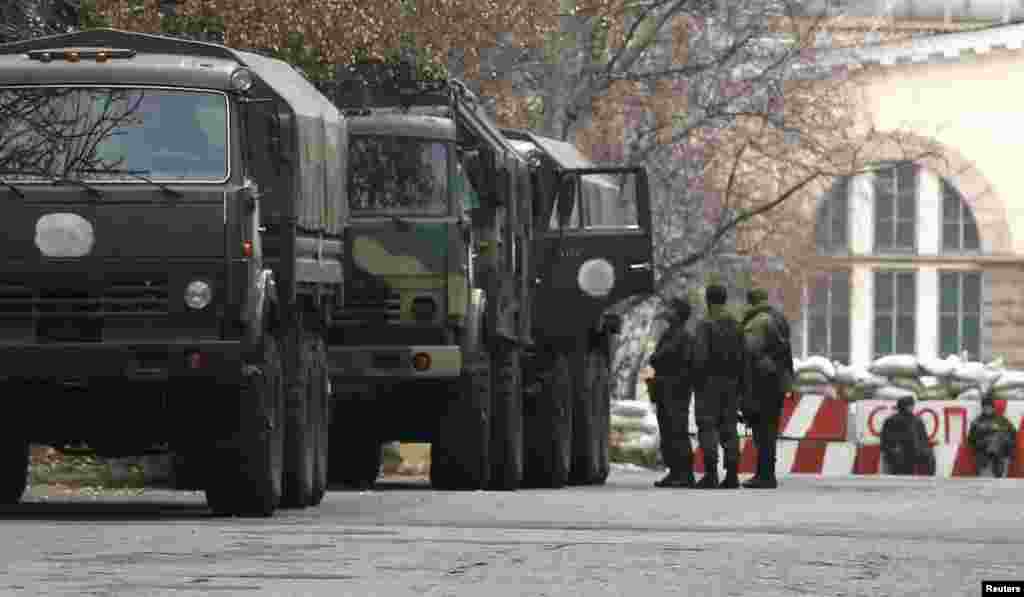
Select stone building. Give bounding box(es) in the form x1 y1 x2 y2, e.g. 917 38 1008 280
798 14 1024 367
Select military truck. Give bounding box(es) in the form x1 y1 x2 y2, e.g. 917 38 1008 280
326 66 654 490
0 29 344 517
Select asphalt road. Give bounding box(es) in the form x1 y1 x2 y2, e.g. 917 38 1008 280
3 468 1023 596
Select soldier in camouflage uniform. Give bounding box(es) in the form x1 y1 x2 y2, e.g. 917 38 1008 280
740 288 794 489
968 395 1017 478
648 297 696 488
691 284 745 489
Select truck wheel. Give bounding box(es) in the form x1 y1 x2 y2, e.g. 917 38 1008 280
308 335 330 505
489 342 523 491
432 352 491 490
328 395 382 490
0 437 29 505
170 450 206 490
205 334 285 517
523 351 571 489
570 347 611 485
281 329 316 509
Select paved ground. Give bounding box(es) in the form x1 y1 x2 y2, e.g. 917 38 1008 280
2 469 1023 596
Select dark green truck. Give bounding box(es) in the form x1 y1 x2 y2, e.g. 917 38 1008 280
0 29 345 517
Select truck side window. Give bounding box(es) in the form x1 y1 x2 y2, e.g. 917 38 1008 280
549 177 579 230
581 172 639 230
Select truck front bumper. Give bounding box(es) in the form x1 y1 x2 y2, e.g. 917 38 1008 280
0 340 245 383
328 345 463 380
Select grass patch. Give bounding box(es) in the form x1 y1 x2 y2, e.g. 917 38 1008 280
30 454 146 490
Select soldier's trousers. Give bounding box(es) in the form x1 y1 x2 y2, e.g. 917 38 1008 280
746 379 784 481
695 376 739 474
649 376 694 478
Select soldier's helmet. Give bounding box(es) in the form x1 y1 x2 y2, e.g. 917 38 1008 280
981 395 995 408
896 396 915 412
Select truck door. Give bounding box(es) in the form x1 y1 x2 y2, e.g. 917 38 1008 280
531 167 653 342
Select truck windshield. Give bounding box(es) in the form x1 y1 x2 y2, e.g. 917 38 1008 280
0 86 228 181
349 135 448 216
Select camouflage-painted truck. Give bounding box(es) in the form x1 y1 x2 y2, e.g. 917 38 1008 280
327 66 654 490
0 29 343 517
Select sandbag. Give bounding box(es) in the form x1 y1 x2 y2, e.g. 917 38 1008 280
856 372 889 389
797 370 831 386
889 376 924 393
611 400 651 419
621 432 659 451
918 376 941 388
919 357 956 378
833 364 861 386
919 385 954 401
869 354 919 378
993 387 1024 401
953 361 999 384
611 413 659 434
873 385 916 401
993 370 1024 391
797 355 836 379
956 388 983 402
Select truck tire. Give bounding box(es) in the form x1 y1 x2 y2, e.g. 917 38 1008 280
489 342 523 491
328 395 382 490
523 351 572 489
432 352 491 490
205 334 285 517
570 347 611 485
170 450 205 490
0 437 29 505
281 329 316 509
308 334 330 505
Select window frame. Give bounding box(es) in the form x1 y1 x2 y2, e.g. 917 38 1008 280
814 177 850 255
872 269 917 358
939 178 981 254
938 269 982 360
805 269 851 364
872 161 918 254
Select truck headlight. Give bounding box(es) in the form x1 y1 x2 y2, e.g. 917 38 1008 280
184 280 213 310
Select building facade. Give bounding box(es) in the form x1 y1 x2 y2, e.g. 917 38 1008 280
800 21 1024 368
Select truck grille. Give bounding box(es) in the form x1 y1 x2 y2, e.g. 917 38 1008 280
334 290 401 323
0 277 170 320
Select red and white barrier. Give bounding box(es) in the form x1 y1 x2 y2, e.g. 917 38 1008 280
686 393 849 441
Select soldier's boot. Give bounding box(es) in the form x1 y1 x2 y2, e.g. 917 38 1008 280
719 460 739 489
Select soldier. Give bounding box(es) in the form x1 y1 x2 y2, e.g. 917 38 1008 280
881 396 936 475
648 297 696 488
968 396 1017 478
691 284 745 489
740 288 794 489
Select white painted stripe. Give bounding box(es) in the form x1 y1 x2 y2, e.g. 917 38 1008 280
776 440 799 474
935 444 959 478
782 395 823 438
1004 402 1024 427
822 442 857 476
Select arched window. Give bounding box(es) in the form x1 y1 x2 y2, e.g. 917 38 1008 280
941 179 980 252
815 177 849 253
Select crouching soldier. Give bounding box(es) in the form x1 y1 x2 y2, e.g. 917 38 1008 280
968 396 1017 478
648 297 697 488
881 396 936 475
